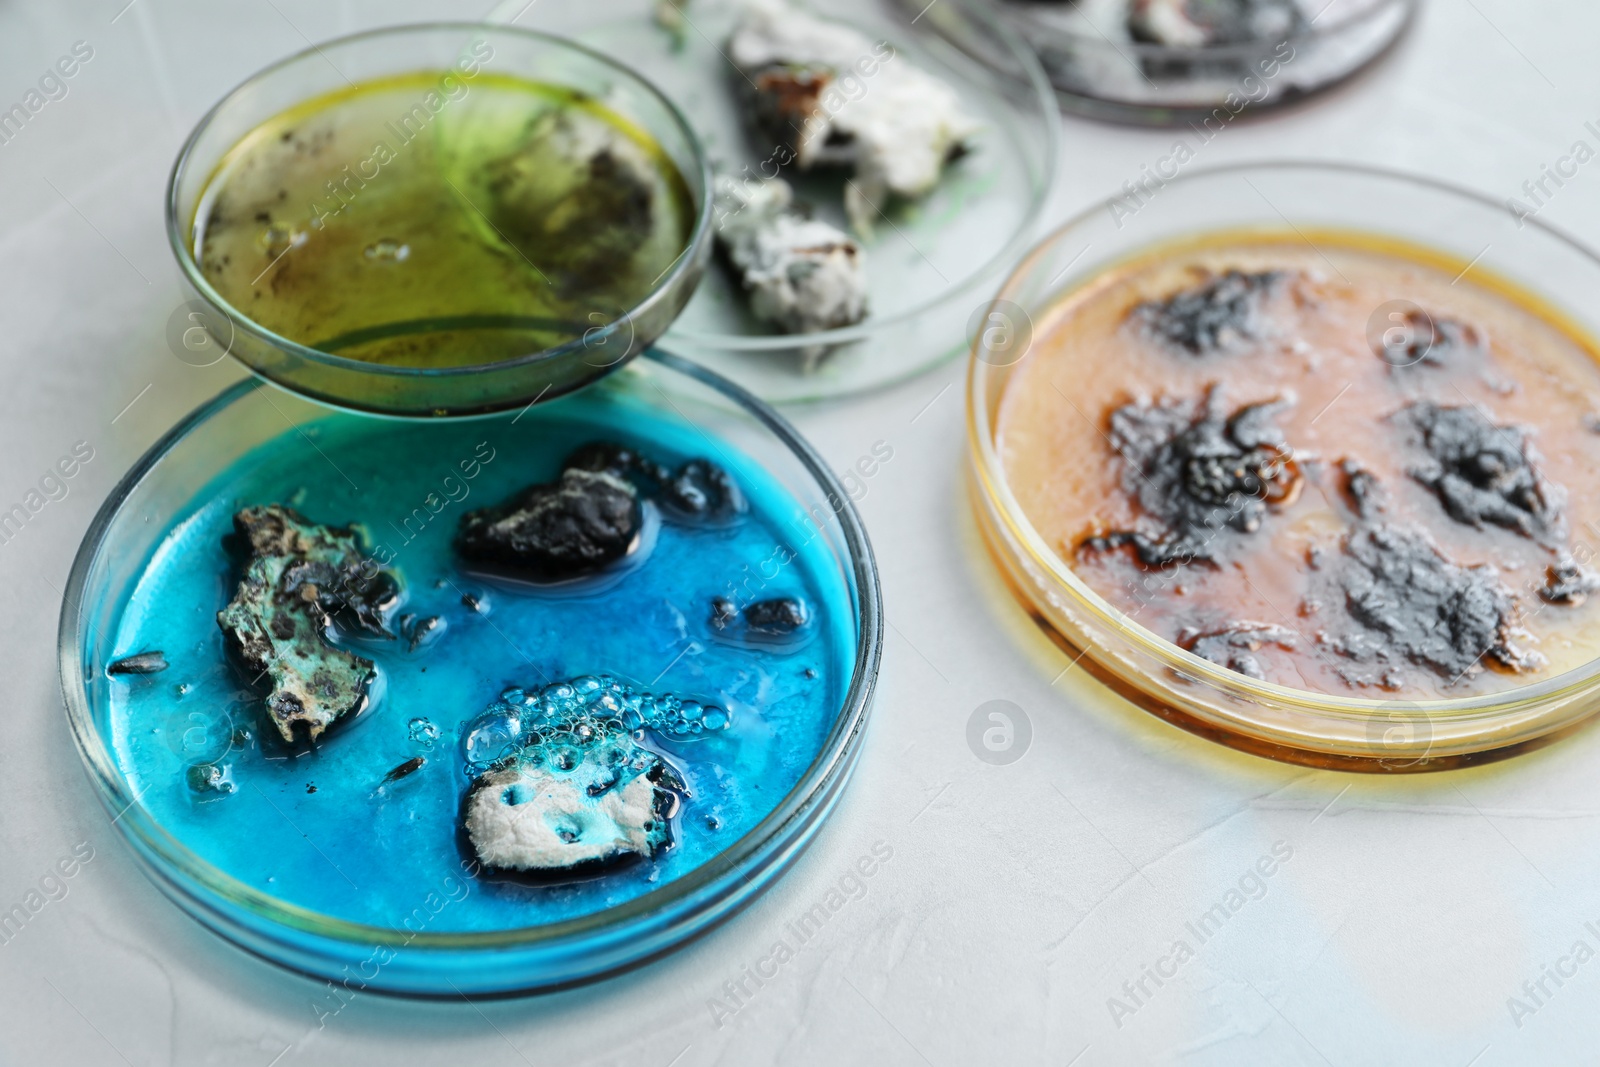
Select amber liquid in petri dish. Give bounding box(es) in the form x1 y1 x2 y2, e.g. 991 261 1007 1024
191 72 695 369
996 232 1600 698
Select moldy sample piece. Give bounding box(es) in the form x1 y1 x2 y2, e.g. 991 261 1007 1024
1403 402 1562 540
217 505 395 742
456 468 642 578
1132 269 1286 355
727 0 981 232
712 176 867 343
1082 386 1303 567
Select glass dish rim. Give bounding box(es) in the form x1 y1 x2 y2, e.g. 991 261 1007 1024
1000 0 1419 62
57 349 883 950
968 158 1600 724
164 21 716 382
658 0 1062 352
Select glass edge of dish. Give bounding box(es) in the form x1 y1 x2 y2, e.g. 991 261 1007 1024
163 20 716 383
57 352 884 951
964 158 1600 724
663 0 1065 353
1013 0 1420 60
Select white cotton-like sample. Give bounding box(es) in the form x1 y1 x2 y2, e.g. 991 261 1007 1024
463 745 677 872
714 175 867 342
728 0 981 232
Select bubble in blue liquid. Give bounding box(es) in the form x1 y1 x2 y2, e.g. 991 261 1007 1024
408 717 439 745
462 706 525 768
464 676 731 777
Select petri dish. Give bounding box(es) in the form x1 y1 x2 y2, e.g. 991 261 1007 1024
969 161 1600 771
487 0 1060 403
166 23 713 417
906 0 1415 126
59 349 881 993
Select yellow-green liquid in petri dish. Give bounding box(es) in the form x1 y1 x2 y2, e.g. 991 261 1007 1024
191 72 695 369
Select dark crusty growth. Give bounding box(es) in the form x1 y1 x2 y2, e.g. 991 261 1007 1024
1133 270 1285 355
1322 465 1542 687
743 596 810 634
1180 622 1297 680
459 441 748 579
661 459 746 521
1329 524 1541 684
478 111 658 297
565 441 747 523
1374 310 1487 370
457 467 642 578
107 651 168 676
1404 402 1562 540
217 505 396 742
1082 386 1303 567
1541 561 1600 605
711 595 810 637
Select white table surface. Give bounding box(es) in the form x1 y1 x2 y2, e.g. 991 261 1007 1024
4 1 1599 1063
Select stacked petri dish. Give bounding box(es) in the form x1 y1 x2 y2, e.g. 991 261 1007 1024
61 21 886 993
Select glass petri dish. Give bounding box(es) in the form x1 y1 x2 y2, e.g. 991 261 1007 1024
905 0 1414 126
166 23 713 418
968 161 1600 771
487 0 1060 402
58 349 881 994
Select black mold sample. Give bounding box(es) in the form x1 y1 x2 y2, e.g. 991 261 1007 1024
1330 523 1540 683
1081 386 1303 567
1132 270 1285 355
107 651 168 676
743 597 810 634
1323 465 1541 686
457 467 642 578
565 441 747 523
710 595 810 636
1375 311 1487 370
1180 622 1297 680
459 441 748 577
401 614 443 652
1404 402 1562 540
381 756 425 785
1540 561 1600 606
661 459 746 522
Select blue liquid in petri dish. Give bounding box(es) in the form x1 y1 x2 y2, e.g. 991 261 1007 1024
103 388 855 932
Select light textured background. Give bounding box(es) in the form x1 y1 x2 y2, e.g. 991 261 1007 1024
3 1 1599 1064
